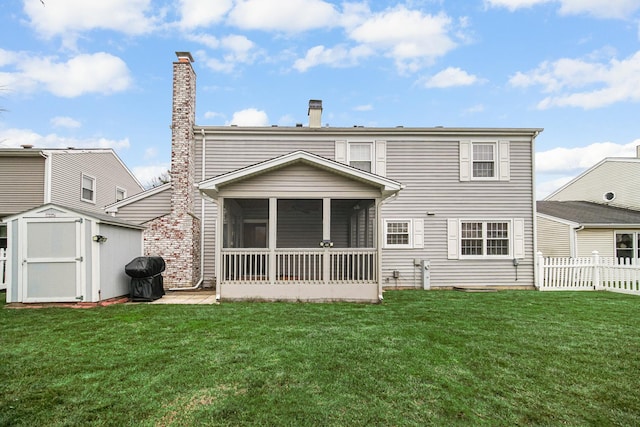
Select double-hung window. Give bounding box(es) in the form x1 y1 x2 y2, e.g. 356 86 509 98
349 143 372 173
615 232 640 262
472 143 496 178
116 187 127 202
81 173 96 203
383 219 424 249
460 220 510 256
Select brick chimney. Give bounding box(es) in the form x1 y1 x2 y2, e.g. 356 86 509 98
145 51 200 288
308 99 322 128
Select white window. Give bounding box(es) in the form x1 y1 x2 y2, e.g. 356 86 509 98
116 187 127 202
383 219 424 249
472 144 495 178
460 140 510 181
349 143 372 173
81 174 96 203
448 218 524 259
615 232 640 262
0 224 6 249
335 140 387 176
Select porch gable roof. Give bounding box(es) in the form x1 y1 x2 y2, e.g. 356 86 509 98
197 150 404 199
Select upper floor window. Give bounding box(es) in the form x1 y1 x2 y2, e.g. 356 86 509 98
460 140 510 182
81 173 96 203
615 232 640 262
472 143 496 178
116 187 127 202
349 143 372 173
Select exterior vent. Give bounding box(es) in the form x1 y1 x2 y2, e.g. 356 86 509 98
603 191 616 202
21 144 34 149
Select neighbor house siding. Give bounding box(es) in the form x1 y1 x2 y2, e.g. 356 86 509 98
537 216 572 257
548 160 640 211
115 187 172 225
49 152 143 213
576 229 615 257
0 156 45 216
381 137 534 288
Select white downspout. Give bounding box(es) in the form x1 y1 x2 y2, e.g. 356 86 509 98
377 190 402 301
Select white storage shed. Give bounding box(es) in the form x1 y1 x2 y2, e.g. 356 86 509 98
3 204 144 304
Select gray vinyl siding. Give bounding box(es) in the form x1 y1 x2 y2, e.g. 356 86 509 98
0 156 45 217
548 160 640 210
195 132 535 288
380 138 534 288
576 229 615 257
537 216 571 257
115 187 172 225
49 152 143 213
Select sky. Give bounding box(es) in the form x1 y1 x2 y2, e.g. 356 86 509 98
1 0 640 198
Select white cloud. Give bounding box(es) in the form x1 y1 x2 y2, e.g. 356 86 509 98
177 0 232 28
510 51 640 109
485 0 640 19
354 104 373 111
536 175 574 199
293 44 373 72
131 164 171 188
228 0 339 32
23 0 160 46
421 67 481 88
536 140 639 174
0 51 132 98
347 7 459 73
203 111 225 120
143 147 157 160
226 108 270 126
50 116 81 129
195 35 261 73
0 127 130 151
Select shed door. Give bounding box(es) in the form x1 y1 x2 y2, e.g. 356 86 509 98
22 218 83 303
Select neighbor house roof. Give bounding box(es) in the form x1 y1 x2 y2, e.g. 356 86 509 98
537 201 640 227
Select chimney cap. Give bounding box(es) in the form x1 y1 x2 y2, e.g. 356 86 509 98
175 51 194 63
308 99 322 111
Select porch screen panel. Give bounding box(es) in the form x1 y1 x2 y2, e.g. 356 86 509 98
277 199 322 248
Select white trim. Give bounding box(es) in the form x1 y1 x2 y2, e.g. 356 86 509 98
81 173 96 204
44 152 52 203
458 219 514 260
348 142 374 173
383 218 413 249
105 182 171 213
115 186 127 202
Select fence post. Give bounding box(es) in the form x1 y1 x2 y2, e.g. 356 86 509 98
536 251 544 290
592 250 601 290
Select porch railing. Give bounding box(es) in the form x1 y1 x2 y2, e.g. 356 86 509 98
220 248 377 285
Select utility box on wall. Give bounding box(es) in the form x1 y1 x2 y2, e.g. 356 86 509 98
3 204 144 304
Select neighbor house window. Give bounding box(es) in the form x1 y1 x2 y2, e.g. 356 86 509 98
81 174 96 203
116 187 126 202
461 220 510 257
615 232 640 262
472 143 496 178
349 143 372 172
0 224 6 249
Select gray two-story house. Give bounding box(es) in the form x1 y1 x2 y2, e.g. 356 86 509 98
107 52 542 302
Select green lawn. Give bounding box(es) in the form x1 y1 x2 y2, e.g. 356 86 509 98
1 290 639 426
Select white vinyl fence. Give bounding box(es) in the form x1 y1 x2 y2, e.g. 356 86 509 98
537 251 640 295
0 248 7 290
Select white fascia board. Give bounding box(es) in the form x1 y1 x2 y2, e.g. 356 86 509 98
197 150 404 197
536 212 581 228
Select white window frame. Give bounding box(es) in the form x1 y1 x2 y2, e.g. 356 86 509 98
614 231 640 262
115 186 127 202
472 143 497 180
81 173 96 204
459 219 512 259
383 218 424 249
348 142 373 173
336 140 387 176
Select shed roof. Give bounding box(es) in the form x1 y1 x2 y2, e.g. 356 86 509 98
537 201 640 226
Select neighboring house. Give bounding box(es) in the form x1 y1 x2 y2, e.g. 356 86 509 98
107 52 542 301
0 147 145 250
538 149 640 259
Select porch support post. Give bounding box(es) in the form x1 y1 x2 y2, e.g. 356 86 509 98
269 198 277 284
215 198 223 301
376 198 383 300
323 198 331 284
